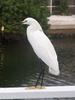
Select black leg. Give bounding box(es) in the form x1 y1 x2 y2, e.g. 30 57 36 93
35 64 43 87
41 66 45 87
35 59 45 87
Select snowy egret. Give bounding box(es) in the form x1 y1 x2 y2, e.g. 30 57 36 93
22 17 60 87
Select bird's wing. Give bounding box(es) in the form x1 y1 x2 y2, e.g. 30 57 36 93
27 30 57 59
27 30 59 75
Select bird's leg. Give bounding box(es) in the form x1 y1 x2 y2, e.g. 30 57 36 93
35 60 45 88
41 66 45 87
35 64 43 87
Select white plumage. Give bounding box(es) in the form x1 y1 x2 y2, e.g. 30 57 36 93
22 18 60 76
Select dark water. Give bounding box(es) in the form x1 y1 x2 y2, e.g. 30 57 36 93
0 37 75 99
0 38 75 86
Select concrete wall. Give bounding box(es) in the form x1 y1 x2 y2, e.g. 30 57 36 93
48 15 75 34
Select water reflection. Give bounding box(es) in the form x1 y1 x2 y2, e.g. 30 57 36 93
0 38 75 87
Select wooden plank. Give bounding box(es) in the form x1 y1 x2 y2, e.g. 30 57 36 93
0 86 75 99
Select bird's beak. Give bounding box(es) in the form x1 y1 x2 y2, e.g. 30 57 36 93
22 20 25 24
22 19 27 24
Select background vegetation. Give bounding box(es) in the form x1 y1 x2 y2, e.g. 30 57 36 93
0 0 49 34
59 0 68 15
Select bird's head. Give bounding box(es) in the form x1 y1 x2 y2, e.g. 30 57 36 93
22 17 38 26
22 17 43 32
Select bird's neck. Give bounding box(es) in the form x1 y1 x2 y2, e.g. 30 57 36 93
27 23 43 33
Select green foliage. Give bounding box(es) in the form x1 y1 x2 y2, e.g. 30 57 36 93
59 0 68 15
0 0 49 34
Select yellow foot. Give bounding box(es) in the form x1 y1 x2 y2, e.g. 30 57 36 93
26 86 45 90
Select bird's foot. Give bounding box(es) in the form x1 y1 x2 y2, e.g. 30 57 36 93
26 85 45 89
35 85 45 89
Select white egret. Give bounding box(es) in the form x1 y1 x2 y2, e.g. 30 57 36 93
22 18 60 87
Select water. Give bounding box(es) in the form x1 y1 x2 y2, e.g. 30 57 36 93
0 37 75 99
0 37 75 87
